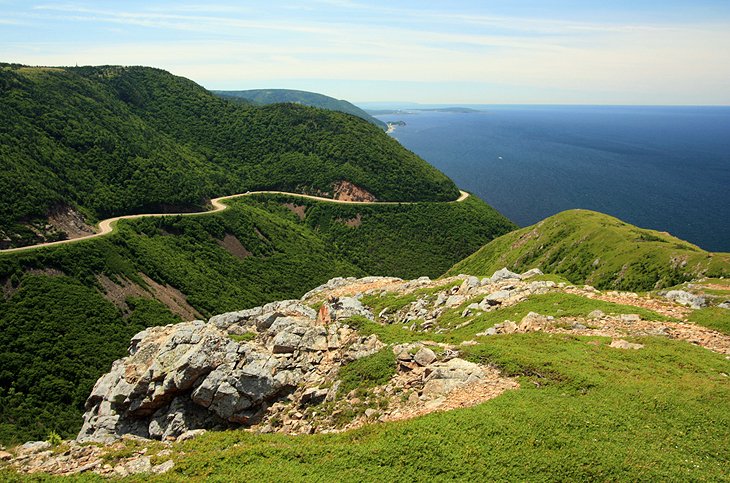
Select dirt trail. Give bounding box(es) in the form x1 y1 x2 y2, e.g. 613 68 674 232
1 190 470 254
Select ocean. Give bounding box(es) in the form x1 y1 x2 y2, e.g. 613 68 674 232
375 106 730 252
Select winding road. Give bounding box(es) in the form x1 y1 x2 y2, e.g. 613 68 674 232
1 190 470 254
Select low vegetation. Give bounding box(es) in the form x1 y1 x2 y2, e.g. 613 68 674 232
337 348 397 396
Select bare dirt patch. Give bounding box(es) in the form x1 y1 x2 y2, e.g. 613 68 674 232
217 234 252 259
47 205 95 239
332 181 376 202
96 274 150 311
96 273 203 321
565 286 690 319
282 203 307 220
377 367 519 426
339 213 362 228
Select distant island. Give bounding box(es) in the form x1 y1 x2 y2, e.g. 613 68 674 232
366 107 481 115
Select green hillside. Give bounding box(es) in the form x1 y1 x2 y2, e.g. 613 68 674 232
0 196 513 444
447 209 730 291
215 88 387 129
0 64 457 248
245 194 515 279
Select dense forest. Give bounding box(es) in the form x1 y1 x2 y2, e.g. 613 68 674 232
214 88 387 129
0 63 458 248
0 196 513 444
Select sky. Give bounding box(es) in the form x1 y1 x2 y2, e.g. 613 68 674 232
1 0 729 104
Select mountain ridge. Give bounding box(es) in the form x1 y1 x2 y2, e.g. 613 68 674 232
214 88 387 129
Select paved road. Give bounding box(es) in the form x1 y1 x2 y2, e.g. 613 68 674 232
1 190 470 254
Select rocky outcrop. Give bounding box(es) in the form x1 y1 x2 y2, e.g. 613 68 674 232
663 290 706 309
77 298 382 443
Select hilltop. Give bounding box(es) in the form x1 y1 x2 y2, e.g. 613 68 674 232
0 64 457 248
448 209 730 291
215 88 387 129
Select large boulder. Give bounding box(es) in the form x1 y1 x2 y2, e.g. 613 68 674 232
489 268 522 283
77 307 377 442
422 358 484 397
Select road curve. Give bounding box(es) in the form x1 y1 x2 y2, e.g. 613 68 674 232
1 190 470 254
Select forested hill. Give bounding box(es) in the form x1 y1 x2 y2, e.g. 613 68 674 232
214 89 387 129
0 64 458 248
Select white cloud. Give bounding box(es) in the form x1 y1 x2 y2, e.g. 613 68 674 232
5 2 730 103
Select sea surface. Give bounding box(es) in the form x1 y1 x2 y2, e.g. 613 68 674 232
375 106 730 252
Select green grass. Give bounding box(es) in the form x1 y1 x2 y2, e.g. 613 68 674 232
688 307 730 335
337 348 396 396
345 315 428 345
228 332 256 343
447 209 730 291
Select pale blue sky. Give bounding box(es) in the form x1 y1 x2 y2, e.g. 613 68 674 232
1 1 729 104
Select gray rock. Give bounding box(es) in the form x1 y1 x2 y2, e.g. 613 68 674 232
272 331 302 353
77 312 364 443
717 301 730 309
520 268 544 279
518 312 547 332
121 456 152 475
326 297 374 321
664 290 706 309
17 441 51 456
484 290 512 305
301 387 329 406
177 429 207 442
490 268 522 283
208 307 263 330
587 309 605 319
152 460 175 474
610 339 644 350
422 358 484 396
444 295 466 308
414 347 437 366
620 314 641 322
458 276 480 294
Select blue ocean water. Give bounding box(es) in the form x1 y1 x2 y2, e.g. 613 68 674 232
376 106 730 252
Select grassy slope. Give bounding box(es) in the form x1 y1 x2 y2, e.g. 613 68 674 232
0 64 458 247
214 88 388 129
0 196 512 444
447 209 730 291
